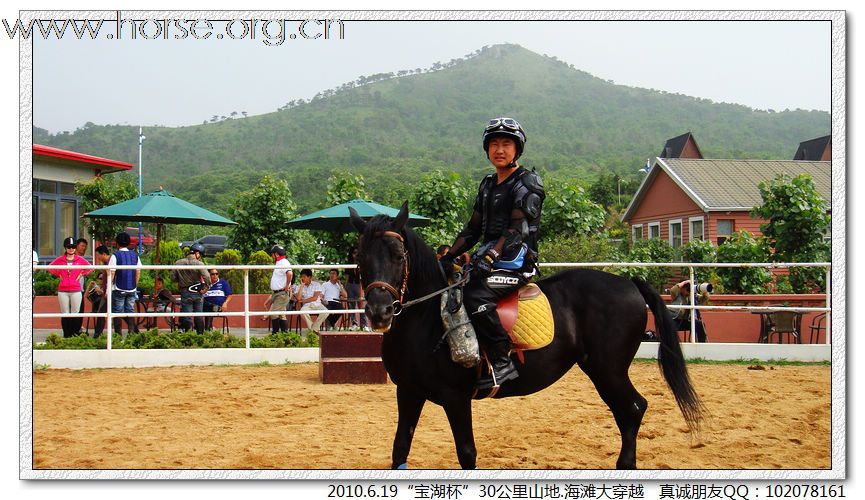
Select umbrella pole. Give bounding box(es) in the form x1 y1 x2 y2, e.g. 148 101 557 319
156 224 162 266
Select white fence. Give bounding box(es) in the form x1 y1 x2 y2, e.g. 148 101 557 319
34 261 831 349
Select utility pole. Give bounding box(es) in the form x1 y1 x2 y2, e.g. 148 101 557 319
138 127 145 254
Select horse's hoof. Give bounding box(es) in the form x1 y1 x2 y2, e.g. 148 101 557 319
395 463 408 470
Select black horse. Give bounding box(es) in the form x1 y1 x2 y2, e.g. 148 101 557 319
349 203 702 470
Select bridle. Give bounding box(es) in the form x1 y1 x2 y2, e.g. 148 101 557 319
360 230 410 316
358 229 471 317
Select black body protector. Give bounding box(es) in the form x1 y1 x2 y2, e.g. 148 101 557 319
451 166 544 275
448 166 545 390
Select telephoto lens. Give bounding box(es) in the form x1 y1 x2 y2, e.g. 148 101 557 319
697 283 713 294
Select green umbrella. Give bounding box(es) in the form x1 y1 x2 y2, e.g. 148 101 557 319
83 188 235 263
287 199 430 232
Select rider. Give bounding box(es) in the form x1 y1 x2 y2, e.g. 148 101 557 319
439 117 545 390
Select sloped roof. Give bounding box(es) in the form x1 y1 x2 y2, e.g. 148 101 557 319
793 135 831 160
622 158 831 220
659 132 703 158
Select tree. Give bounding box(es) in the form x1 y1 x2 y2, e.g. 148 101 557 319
322 172 370 258
410 171 470 246
228 176 298 259
618 238 675 292
715 231 773 294
540 183 606 241
75 175 137 244
752 173 830 292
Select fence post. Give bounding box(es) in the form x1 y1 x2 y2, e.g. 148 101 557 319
689 266 696 343
106 269 113 350
825 265 831 345
244 269 250 349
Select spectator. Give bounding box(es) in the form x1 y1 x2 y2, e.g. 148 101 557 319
71 238 89 335
49 237 90 338
262 244 293 334
85 245 111 337
145 276 176 330
109 232 142 336
322 268 347 329
171 243 209 334
203 269 232 331
345 246 367 331
670 280 710 343
297 268 329 335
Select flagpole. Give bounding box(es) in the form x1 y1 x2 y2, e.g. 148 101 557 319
138 127 145 254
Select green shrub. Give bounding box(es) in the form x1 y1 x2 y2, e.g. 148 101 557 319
715 231 772 294
682 239 716 283
214 248 244 293
247 250 275 294
34 271 60 296
538 234 623 278
35 328 318 350
618 238 675 292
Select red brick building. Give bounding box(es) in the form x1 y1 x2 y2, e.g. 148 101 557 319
622 134 831 248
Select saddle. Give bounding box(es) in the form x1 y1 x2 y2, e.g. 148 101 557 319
496 283 554 361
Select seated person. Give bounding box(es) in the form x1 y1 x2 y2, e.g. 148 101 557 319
296 268 329 334
146 276 176 329
321 269 348 329
669 280 709 343
203 269 232 331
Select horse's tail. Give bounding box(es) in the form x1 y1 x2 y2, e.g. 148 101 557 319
631 277 703 432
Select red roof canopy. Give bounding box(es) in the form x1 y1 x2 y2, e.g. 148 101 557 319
33 144 133 171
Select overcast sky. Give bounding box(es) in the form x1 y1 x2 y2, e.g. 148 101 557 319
33 18 830 133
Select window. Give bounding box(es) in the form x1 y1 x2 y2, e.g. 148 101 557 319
648 222 660 239
689 216 705 242
631 224 643 242
669 219 683 248
33 179 80 258
717 219 734 246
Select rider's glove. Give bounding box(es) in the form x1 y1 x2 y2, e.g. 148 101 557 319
472 252 495 278
439 254 456 280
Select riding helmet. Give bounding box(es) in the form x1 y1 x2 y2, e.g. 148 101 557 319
482 117 527 161
189 242 205 254
269 244 286 256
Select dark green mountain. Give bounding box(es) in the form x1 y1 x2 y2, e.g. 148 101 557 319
35 43 829 214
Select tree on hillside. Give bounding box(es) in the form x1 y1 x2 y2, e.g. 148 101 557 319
752 173 830 292
322 172 370 259
75 175 137 244
410 171 470 246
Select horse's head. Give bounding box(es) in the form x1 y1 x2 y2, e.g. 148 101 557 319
350 201 411 333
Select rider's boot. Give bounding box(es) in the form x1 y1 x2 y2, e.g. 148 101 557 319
472 303 518 390
476 340 518 390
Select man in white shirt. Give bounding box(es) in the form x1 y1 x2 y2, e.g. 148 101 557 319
321 268 348 329
262 244 293 334
296 268 329 334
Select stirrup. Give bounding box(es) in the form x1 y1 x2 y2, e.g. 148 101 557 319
475 360 518 391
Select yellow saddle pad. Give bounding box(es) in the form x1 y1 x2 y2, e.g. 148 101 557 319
509 284 554 351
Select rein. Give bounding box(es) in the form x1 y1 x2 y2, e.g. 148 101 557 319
360 230 469 316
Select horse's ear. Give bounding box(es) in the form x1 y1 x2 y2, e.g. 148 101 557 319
393 201 409 232
349 207 367 233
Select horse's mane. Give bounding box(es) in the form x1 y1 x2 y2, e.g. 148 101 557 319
363 215 444 294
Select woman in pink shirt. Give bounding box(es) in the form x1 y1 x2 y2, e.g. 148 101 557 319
49 237 91 337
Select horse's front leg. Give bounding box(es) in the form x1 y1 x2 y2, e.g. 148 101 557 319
391 385 426 469
443 395 477 469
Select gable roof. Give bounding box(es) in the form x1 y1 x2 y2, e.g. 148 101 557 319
793 135 831 160
659 132 703 159
622 157 831 221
